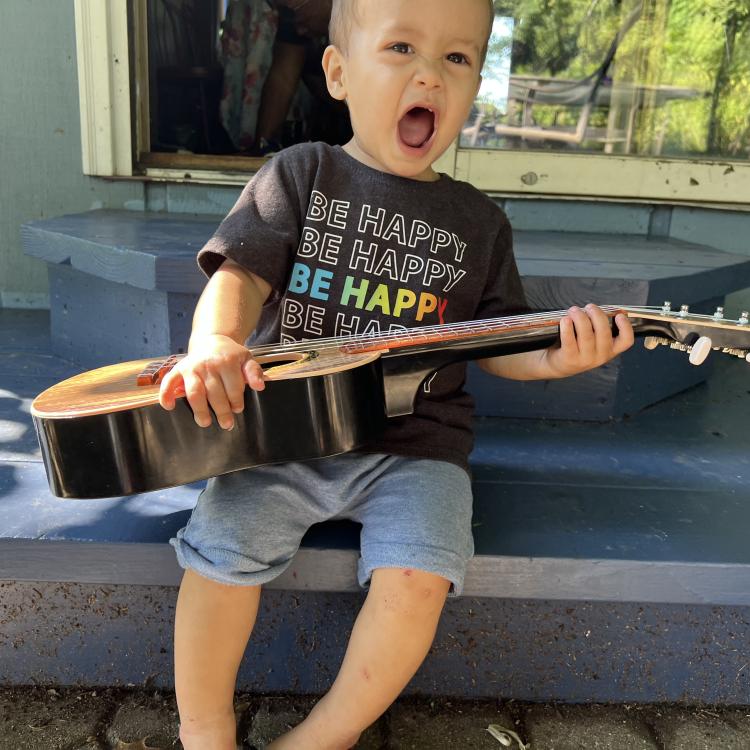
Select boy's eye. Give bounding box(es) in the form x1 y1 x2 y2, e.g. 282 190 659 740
447 52 470 65
390 42 412 54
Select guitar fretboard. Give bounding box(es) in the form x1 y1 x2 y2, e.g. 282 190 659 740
340 318 553 353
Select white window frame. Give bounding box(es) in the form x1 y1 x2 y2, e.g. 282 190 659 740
74 0 750 205
74 0 134 177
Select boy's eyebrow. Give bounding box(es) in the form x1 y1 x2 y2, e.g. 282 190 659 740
380 24 481 51
453 37 482 50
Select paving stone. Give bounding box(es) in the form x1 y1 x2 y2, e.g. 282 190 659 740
0 687 109 750
240 696 384 749
524 704 658 750
240 696 317 748
105 690 180 749
651 706 750 750
387 699 521 749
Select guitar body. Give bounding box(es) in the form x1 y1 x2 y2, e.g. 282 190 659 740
33 351 387 499
32 305 750 498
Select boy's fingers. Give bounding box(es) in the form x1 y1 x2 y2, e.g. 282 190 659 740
243 358 266 391
612 313 635 354
202 372 235 430
569 306 595 357
585 304 614 355
558 314 578 354
158 369 183 410
218 365 248 414
182 371 212 428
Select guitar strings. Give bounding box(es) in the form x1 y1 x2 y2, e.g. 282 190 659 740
159 304 741 373
246 304 656 357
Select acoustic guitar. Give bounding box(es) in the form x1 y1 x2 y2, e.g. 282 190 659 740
32 304 750 499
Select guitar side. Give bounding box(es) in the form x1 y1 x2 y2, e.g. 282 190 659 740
32 305 750 498
33 353 387 499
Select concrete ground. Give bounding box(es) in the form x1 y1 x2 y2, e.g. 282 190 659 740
1 687 749 749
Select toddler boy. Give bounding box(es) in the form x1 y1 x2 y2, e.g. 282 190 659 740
160 0 634 747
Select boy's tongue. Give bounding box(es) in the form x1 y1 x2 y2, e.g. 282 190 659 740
398 107 434 148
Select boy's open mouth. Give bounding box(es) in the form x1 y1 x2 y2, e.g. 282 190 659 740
398 107 436 149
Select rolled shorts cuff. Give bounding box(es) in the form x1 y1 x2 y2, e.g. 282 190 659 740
358 541 471 598
170 531 293 588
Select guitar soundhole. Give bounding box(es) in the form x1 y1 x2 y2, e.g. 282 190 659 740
254 353 306 371
259 358 297 370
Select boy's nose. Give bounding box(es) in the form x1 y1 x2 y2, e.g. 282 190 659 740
413 56 443 89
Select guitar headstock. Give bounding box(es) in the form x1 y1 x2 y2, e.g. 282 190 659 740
626 302 750 366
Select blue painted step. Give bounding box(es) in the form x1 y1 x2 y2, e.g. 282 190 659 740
3 310 750 605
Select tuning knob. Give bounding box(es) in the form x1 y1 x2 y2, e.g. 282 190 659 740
713 306 725 321
739 311 749 326
689 336 713 365
644 336 671 350
679 305 690 318
662 301 672 313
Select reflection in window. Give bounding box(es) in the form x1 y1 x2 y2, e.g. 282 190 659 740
147 0 350 157
463 0 750 161
144 0 749 163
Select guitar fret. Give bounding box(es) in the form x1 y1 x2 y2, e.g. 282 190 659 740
341 320 516 353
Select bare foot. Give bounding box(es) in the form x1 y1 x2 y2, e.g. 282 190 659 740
265 721 359 750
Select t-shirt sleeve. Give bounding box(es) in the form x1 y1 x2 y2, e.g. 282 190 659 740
197 150 306 301
473 214 531 320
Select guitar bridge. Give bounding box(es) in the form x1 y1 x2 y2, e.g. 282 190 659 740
136 355 183 386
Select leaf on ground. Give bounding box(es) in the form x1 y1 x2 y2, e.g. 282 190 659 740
486 724 531 749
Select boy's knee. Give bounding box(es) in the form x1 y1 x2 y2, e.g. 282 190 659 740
369 567 450 617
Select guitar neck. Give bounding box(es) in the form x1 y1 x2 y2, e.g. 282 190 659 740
364 307 626 417
247 303 750 388
346 304 750 417
342 306 626 359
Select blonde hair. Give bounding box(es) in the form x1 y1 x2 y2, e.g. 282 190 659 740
329 0 495 64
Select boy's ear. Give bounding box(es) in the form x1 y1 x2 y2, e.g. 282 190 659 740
322 44 348 101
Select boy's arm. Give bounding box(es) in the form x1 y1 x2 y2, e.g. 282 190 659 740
478 304 634 381
159 259 272 430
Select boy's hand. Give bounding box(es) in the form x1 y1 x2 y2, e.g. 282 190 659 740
542 304 634 377
158 334 266 430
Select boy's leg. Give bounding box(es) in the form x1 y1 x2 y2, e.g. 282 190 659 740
175 568 261 750
170 462 335 748
267 566 450 750
268 455 472 749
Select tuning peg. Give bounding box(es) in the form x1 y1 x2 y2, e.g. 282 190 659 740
722 347 749 358
679 304 689 318
713 307 725 321
644 336 671 350
662 301 672 313
689 336 713 365
739 311 749 326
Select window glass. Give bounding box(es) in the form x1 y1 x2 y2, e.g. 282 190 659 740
143 0 750 165
146 0 350 157
462 0 750 162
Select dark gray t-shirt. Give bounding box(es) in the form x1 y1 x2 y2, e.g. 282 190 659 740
198 142 527 471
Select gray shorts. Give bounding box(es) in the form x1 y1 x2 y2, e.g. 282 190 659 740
170 452 474 596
